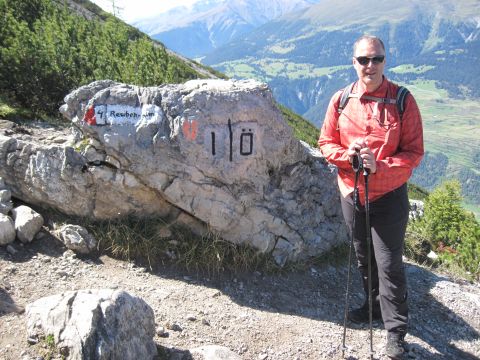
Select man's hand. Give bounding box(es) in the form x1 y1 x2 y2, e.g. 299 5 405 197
347 139 377 174
347 139 365 163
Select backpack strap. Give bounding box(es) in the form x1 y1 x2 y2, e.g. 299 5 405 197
337 82 410 121
337 82 355 114
396 86 410 120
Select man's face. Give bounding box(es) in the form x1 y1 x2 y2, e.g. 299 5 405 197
353 39 386 91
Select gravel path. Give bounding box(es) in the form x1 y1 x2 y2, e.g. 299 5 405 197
1 235 479 360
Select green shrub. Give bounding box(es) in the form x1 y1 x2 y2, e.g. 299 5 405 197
421 180 468 249
277 103 319 147
408 179 480 280
407 183 429 201
453 217 480 277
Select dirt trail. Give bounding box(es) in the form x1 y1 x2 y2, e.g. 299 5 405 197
1 235 479 359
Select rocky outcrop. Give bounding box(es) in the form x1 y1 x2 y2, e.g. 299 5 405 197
0 79 347 263
26 289 157 360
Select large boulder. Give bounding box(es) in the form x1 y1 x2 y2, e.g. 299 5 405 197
26 289 157 360
0 79 347 263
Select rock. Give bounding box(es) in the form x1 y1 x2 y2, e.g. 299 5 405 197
6 244 17 255
26 289 157 360
11 205 44 243
409 200 424 221
156 326 167 337
0 120 16 131
190 345 242 360
156 226 173 239
82 144 105 163
0 201 13 215
0 214 15 246
0 189 11 203
0 298 24 314
0 79 347 262
0 181 13 216
175 212 207 237
57 224 97 254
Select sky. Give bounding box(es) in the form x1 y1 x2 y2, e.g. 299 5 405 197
90 0 200 22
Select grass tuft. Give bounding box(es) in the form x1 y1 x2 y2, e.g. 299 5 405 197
86 216 279 276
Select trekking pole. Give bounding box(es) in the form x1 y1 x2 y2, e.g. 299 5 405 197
342 151 362 358
364 166 374 360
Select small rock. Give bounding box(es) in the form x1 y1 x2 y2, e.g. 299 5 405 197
57 224 97 254
190 345 241 360
27 336 39 345
0 213 15 246
0 189 11 203
187 314 197 321
157 226 172 239
63 249 77 258
11 205 44 243
6 244 17 255
156 326 168 337
166 322 182 332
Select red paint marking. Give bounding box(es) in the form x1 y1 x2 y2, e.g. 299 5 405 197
182 119 198 141
84 106 96 125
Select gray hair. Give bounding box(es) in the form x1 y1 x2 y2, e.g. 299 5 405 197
353 35 385 56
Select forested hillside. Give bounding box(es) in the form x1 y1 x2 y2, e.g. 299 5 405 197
0 0 209 119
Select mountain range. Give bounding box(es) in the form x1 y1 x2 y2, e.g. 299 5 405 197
133 0 320 58
202 0 480 123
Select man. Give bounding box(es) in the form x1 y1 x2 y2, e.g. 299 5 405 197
318 35 424 359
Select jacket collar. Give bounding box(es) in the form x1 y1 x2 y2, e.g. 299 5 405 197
355 76 388 98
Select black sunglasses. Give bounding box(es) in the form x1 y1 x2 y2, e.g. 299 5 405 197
355 56 385 65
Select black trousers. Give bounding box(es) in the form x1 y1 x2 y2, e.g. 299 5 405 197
341 183 409 333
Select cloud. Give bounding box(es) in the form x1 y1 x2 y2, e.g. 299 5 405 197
91 0 199 22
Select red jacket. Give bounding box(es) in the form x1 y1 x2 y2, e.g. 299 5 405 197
318 77 424 204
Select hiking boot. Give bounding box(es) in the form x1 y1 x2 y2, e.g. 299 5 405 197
386 331 406 359
347 303 382 324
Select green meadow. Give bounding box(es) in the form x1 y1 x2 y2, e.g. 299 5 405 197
217 58 350 81
405 79 480 172
403 79 480 216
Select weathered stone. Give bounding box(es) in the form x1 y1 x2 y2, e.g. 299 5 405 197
190 345 242 360
175 212 208 237
0 189 10 203
26 289 157 360
0 79 347 262
409 200 424 221
11 205 44 243
82 144 105 163
0 201 13 215
6 244 18 255
57 224 97 254
0 120 16 131
0 213 15 246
